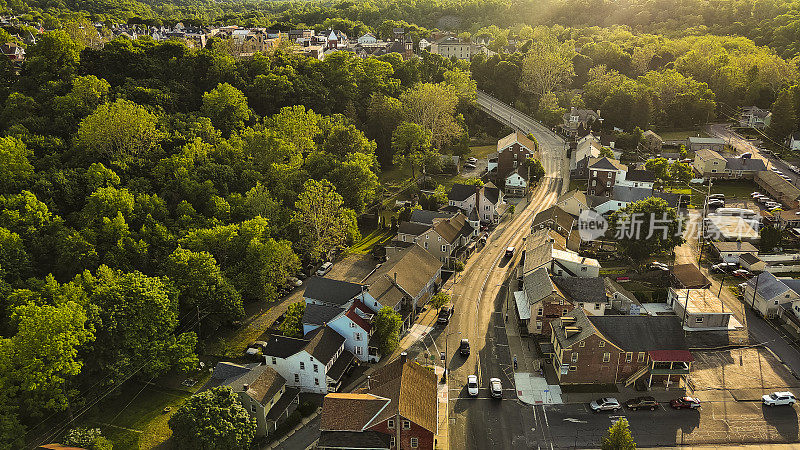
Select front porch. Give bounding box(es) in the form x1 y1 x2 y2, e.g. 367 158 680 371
625 350 694 390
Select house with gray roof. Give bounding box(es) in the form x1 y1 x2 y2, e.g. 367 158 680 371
208 362 299 436
552 277 608 315
590 186 681 215
742 272 800 318
551 309 692 389
514 267 567 336
446 182 504 224
263 326 353 394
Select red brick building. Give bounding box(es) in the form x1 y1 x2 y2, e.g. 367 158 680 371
318 356 437 450
495 131 536 188
550 309 693 390
587 157 628 197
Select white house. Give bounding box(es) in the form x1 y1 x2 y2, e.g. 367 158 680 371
303 277 382 313
263 326 354 394
418 38 430 49
741 272 800 318
551 248 601 278
555 190 590 217
710 241 758 264
302 299 379 363
446 182 504 224
357 33 377 44
791 132 800 151
504 167 528 197
571 134 602 170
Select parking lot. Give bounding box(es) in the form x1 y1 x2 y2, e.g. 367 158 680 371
324 253 381 283
691 347 800 401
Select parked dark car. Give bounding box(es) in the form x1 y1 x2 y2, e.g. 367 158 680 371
625 396 659 410
438 306 454 324
459 339 470 356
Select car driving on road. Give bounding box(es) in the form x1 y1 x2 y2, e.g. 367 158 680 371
467 375 479 397
490 378 503 399
670 397 701 409
437 306 453 324
763 391 796 406
459 339 470 356
590 397 621 412
625 396 659 411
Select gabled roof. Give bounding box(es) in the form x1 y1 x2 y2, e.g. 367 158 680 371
346 300 372 333
626 169 655 182
320 393 391 431
211 361 252 380
523 267 556 304
724 157 767 172
304 277 365 306
604 277 639 305
588 157 627 171
497 131 536 154
364 245 442 298
557 190 588 207
711 241 758 253
610 186 680 208
551 308 596 348
410 209 455 225
688 137 725 145
739 252 762 265
304 326 346 364
262 334 309 358
365 358 437 433
532 205 575 233
368 275 407 309
318 431 391 449
214 363 286 406
672 264 710 289
448 183 478 201
397 221 431 236
694 149 725 161
483 183 501 205
552 277 607 303
303 303 344 326
587 315 687 352
746 272 790 300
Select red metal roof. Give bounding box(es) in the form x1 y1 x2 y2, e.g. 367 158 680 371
346 300 371 333
649 350 694 362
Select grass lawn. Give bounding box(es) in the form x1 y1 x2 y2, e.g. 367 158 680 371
378 163 411 187
348 227 393 254
658 129 708 141
76 379 205 450
569 179 587 192
468 144 497 159
688 179 759 205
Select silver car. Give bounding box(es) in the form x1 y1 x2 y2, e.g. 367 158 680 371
490 378 502 399
590 397 621 412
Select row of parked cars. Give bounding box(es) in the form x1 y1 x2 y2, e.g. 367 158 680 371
751 190 783 212
591 391 796 412
590 396 702 412
710 261 754 278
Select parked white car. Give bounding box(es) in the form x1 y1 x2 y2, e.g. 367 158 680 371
763 392 796 406
467 375 479 397
590 397 621 412
315 262 333 276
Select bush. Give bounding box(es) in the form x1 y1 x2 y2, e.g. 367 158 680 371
453 260 465 272
298 401 317 416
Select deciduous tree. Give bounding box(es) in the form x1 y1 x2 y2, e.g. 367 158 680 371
293 179 356 261
373 306 402 356
169 386 256 450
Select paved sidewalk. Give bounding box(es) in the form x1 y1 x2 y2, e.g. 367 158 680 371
434 365 449 450
501 278 563 405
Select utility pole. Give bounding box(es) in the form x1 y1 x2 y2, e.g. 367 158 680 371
698 179 713 265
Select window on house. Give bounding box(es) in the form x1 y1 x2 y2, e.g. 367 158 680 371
571 353 578 363
562 308 568 315
594 303 600 310
695 317 704 323
294 374 299 382
599 341 605 348
390 436 396 447
569 365 577 371
403 420 411 429
637 352 645 362
315 378 319 385
442 245 447 252
606 181 611 187
388 419 394 429
355 332 363 341
438 236 441 242
578 302 584 308
537 308 543 316
581 267 587 272
350 322 356 328
626 352 633 363
355 346 363 355
300 362 305 370
251 405 256 413
271 357 276 365
424 242 428 249
603 352 610 362
411 437 419 448
559 299 564 305
313 364 318 372
579 341 585 347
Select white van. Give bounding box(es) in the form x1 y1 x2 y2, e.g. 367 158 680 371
315 262 333 277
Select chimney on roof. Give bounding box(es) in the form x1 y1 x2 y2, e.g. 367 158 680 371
243 384 249 391
400 352 407 363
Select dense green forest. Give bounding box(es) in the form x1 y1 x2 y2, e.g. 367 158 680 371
5 0 800 447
